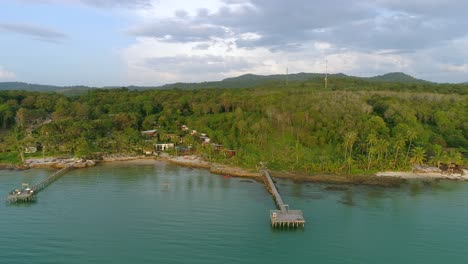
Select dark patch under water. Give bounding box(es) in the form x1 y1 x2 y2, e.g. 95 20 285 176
325 186 349 191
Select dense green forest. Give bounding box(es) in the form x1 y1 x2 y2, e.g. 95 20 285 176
0 77 467 174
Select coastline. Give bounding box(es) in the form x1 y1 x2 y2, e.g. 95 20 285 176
163 155 261 179
3 154 467 187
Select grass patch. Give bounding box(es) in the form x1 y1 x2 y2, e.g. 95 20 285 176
0 152 21 164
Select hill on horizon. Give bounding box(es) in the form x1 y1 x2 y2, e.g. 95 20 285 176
0 72 451 94
366 72 430 83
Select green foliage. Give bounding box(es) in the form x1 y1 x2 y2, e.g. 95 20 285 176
0 151 21 164
0 79 466 173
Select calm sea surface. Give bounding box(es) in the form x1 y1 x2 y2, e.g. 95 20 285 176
1 160 467 264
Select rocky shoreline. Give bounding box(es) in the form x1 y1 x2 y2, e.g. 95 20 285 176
2 155 467 187
25 157 96 169
164 155 261 179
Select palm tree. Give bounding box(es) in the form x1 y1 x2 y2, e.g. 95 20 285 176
367 145 378 171
405 130 417 163
410 147 426 165
429 145 445 168
366 133 378 171
393 137 406 168
343 131 358 160
375 138 389 169
446 150 463 166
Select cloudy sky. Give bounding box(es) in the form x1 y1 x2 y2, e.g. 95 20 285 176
1 0 467 86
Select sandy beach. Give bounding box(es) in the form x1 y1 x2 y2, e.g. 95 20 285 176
376 170 468 181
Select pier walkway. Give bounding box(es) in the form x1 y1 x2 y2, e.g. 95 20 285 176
7 164 75 203
261 169 305 228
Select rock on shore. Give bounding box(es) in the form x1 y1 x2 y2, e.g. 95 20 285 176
25 158 96 169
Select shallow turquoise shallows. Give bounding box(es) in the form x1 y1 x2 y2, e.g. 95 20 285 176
1 160 468 264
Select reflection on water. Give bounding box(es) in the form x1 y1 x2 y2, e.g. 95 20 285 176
409 182 422 196
367 189 385 199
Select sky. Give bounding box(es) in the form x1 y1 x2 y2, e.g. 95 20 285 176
0 0 468 86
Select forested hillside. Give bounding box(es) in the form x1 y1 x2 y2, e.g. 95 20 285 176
0 78 466 174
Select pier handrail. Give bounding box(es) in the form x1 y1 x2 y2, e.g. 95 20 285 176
261 169 287 212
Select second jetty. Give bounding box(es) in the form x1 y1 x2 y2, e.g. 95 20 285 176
261 169 305 228
7 163 76 203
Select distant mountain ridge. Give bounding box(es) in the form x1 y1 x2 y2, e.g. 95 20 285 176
0 72 444 93
367 72 430 83
0 82 91 95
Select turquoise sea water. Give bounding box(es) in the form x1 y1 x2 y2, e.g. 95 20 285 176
1 161 468 264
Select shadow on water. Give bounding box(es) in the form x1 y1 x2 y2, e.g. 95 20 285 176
324 186 349 191
404 179 466 196
270 226 306 233
187 178 193 191
367 189 385 199
339 190 356 206
5 199 37 207
278 181 324 200
239 179 255 183
292 183 303 197
305 193 324 200
409 182 422 196
161 181 170 192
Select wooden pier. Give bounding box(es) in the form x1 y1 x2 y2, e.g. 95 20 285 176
7 164 75 203
261 169 305 228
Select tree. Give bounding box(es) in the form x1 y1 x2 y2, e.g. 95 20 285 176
410 147 426 165
393 136 406 168
375 138 389 169
429 144 445 168
343 131 358 160
445 150 463 166
405 130 417 163
366 133 378 171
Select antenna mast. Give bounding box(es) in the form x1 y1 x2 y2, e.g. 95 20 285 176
325 60 328 89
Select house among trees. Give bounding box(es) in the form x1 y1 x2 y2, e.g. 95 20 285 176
155 143 174 151
212 144 222 151
24 146 37 154
141 130 158 137
181 125 189 131
200 136 210 144
225 149 236 157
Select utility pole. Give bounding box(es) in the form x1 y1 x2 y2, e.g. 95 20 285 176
286 67 289 86
324 60 328 89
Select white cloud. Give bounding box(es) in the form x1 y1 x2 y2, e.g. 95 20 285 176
120 33 412 85
0 66 16 80
0 23 67 42
442 64 468 73
16 0 154 8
